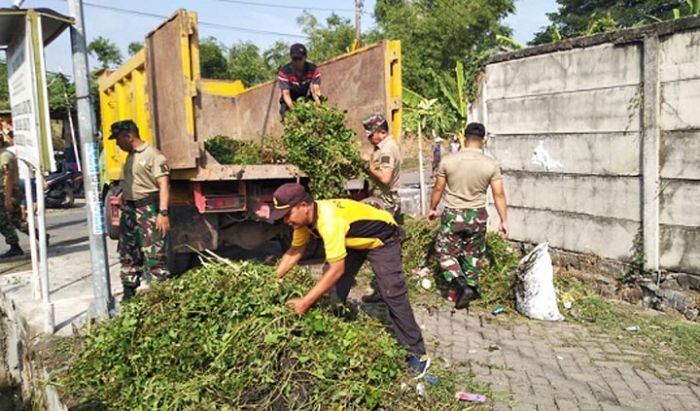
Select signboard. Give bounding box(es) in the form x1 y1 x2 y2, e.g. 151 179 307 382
7 14 56 172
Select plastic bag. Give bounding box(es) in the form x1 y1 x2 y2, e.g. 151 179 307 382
515 243 564 321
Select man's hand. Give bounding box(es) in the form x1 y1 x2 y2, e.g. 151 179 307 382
360 152 371 164
427 209 440 223
286 298 309 314
156 214 170 236
499 221 509 239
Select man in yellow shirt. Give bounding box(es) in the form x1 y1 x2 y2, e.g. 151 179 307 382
272 183 430 375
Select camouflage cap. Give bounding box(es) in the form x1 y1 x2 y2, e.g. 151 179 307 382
362 112 388 136
109 120 139 139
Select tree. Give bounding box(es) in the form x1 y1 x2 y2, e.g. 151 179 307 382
199 37 229 79
87 36 122 69
47 73 76 113
0 63 8 111
373 0 515 97
297 12 355 62
227 42 273 87
531 0 686 45
263 40 290 72
127 41 143 56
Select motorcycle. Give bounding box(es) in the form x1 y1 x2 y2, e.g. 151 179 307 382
44 153 83 208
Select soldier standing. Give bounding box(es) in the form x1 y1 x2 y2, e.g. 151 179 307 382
360 113 402 303
361 113 402 219
0 138 26 258
110 120 171 301
428 123 509 310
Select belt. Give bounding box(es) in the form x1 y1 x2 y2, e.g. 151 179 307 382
124 193 159 208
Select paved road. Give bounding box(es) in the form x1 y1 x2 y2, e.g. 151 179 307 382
415 308 699 411
0 200 94 277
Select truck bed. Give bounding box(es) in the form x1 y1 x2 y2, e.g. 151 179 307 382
173 163 304 182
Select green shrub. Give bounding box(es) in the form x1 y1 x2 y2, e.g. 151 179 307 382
283 101 363 199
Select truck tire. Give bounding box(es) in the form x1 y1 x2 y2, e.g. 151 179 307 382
278 231 324 261
168 251 194 277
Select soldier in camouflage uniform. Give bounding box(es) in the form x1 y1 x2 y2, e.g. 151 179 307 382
110 120 172 301
0 138 27 258
361 113 402 219
361 113 403 303
428 123 509 310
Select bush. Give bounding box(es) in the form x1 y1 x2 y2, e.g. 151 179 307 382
283 101 363 199
402 218 519 309
204 135 262 165
54 260 478 410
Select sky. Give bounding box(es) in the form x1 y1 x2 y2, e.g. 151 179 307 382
4 0 559 76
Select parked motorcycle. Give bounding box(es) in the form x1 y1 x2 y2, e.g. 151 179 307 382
44 152 83 208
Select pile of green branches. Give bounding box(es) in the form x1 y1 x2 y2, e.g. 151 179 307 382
402 218 519 309
53 259 477 410
283 101 363 199
204 136 263 165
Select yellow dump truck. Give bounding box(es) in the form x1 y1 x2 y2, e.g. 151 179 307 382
98 10 402 273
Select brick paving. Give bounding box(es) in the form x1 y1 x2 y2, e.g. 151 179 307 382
412 307 700 411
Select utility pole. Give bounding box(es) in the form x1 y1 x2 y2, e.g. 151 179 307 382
67 0 113 318
355 0 363 44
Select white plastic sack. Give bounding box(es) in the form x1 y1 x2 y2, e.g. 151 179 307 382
515 242 564 321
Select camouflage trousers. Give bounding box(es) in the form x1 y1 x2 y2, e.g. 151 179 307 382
378 191 402 223
435 207 488 287
0 192 26 246
118 203 170 288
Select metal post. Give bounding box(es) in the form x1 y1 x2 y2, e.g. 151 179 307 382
355 0 363 43
417 123 426 216
34 171 54 332
67 0 113 318
63 81 82 173
21 161 40 300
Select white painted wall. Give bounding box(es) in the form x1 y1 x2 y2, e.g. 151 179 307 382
477 27 699 276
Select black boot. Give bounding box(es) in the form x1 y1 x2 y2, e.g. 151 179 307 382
0 244 24 258
122 285 138 302
452 276 479 310
361 290 383 303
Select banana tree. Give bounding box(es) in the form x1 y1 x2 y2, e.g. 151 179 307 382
429 61 468 145
496 34 525 50
674 0 700 18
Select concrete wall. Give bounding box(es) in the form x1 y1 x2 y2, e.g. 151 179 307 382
473 19 700 278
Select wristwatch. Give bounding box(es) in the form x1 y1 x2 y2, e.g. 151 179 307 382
159 209 169 217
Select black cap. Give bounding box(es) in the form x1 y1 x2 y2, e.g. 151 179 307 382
109 120 139 139
290 43 307 59
465 122 486 138
270 183 312 220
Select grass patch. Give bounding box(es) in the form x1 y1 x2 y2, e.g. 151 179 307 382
52 259 488 410
400 220 699 371
401 218 519 312
556 275 700 370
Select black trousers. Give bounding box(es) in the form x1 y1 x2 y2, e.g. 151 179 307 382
335 235 426 356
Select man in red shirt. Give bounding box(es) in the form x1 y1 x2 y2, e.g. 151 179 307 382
277 43 321 118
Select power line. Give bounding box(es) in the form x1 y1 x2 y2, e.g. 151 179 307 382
50 0 308 39
213 0 354 13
